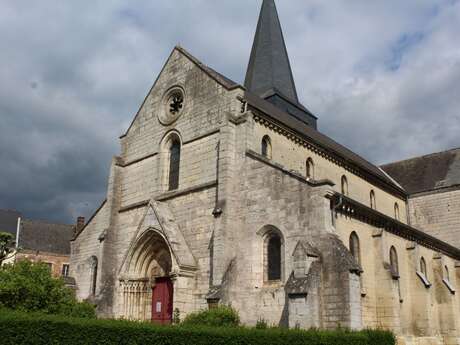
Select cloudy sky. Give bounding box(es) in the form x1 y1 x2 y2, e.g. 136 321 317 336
1 0 459 224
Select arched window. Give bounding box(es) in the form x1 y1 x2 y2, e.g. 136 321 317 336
394 203 400 220
90 256 98 296
168 139 181 191
349 232 361 265
306 158 315 179
261 135 272 159
341 175 349 196
420 257 427 277
267 235 282 281
260 227 284 283
370 190 376 209
390 246 399 279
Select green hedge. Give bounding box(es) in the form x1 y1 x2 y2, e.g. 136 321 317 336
182 305 240 327
0 310 395 345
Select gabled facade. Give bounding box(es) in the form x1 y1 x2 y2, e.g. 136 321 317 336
71 1 460 344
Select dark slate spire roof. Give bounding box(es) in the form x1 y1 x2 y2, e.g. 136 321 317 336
245 0 298 101
245 0 318 128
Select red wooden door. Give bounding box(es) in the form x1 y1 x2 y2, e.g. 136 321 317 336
152 277 173 324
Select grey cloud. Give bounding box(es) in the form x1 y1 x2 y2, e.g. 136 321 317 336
0 0 459 223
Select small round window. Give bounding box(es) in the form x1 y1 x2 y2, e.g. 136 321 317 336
159 86 185 125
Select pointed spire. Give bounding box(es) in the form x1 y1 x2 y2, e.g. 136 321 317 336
245 0 318 128
245 0 298 102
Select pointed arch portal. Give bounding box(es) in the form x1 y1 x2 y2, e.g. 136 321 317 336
121 230 174 323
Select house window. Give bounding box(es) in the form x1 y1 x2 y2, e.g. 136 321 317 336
62 264 70 277
46 262 53 273
90 256 98 296
370 190 376 209
306 158 314 179
261 135 272 159
341 175 349 196
168 139 181 191
394 203 400 220
349 232 361 265
445 265 450 281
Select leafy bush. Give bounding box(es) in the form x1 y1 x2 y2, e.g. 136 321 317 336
255 317 268 329
0 309 396 345
182 305 240 327
0 260 95 318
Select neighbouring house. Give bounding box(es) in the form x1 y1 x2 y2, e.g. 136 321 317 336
0 209 78 280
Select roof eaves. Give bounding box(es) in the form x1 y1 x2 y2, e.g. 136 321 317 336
175 46 243 91
245 92 407 197
331 193 460 260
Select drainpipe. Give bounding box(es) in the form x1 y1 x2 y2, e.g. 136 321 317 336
212 140 223 217
15 217 21 248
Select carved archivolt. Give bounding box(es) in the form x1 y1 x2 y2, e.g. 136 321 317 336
119 229 173 321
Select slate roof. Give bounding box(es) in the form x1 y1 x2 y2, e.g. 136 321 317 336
0 209 21 237
381 148 460 195
244 0 317 127
133 45 405 196
245 0 298 102
245 91 406 195
19 219 74 255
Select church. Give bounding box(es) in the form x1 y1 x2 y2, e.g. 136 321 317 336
70 1 460 344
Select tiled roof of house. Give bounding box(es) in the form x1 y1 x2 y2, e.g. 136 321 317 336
19 219 74 255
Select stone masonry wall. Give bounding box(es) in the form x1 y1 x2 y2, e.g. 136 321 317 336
252 122 407 222
74 48 245 319
70 202 108 301
408 188 460 249
216 142 361 329
336 215 460 344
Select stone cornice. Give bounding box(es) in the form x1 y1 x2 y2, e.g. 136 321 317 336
118 129 220 168
330 193 460 260
408 184 460 198
246 150 335 187
155 181 218 202
118 181 218 214
252 112 407 200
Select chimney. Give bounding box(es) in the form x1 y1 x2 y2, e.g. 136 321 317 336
76 216 85 234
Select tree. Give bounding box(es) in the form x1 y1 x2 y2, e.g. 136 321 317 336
0 260 96 318
0 232 15 265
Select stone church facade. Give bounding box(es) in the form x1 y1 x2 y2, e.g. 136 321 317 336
70 1 460 344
